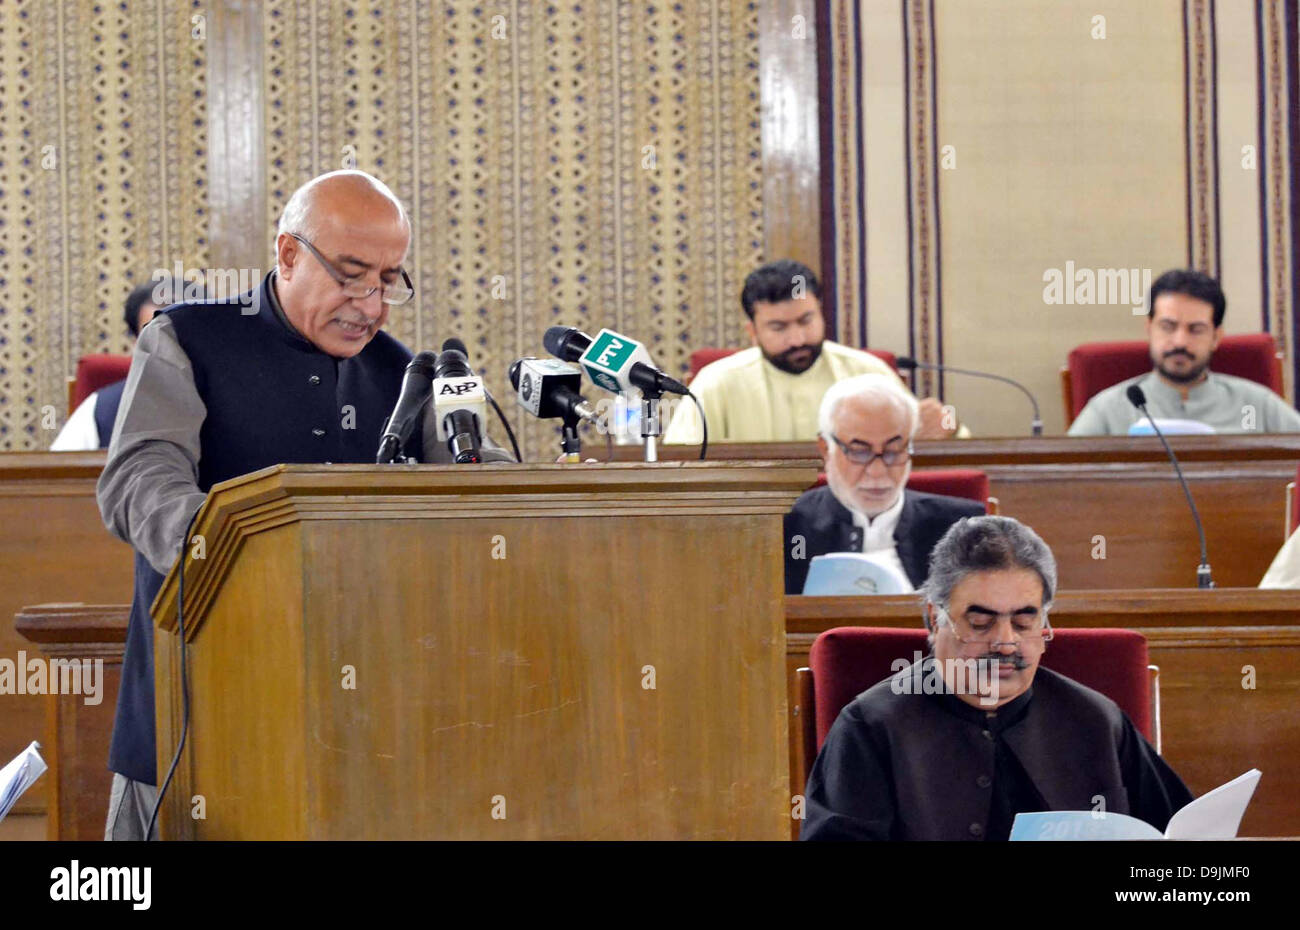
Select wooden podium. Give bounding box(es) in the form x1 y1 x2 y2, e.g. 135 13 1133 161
150 462 812 839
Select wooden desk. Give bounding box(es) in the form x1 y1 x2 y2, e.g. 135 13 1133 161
0 453 133 819
21 591 1298 839
787 589 1300 837
622 437 1300 588
151 463 803 840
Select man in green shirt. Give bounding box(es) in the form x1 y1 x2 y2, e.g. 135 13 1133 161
1068 269 1300 435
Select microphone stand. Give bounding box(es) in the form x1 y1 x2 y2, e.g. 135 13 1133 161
900 358 1043 437
1134 401 1215 588
376 418 408 464
640 388 662 463
559 413 582 464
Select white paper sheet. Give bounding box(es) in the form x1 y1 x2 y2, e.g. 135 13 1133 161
0 741 48 822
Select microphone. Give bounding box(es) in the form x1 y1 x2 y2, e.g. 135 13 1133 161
508 357 599 424
896 356 1043 437
433 338 486 464
543 326 688 397
376 351 438 464
1126 385 1213 588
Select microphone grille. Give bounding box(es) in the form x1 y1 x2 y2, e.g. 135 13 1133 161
894 356 918 370
441 337 468 356
1125 384 1147 408
408 350 438 376
542 325 571 358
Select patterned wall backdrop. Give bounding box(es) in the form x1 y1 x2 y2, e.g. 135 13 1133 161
0 1 763 458
821 0 1299 435
257 0 764 460
0 0 209 450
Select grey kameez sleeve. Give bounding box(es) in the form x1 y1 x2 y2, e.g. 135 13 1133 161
1065 398 1109 436
96 316 209 576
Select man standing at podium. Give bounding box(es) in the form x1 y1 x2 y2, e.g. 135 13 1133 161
97 170 511 840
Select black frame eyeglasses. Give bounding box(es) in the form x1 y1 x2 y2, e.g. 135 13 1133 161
289 233 415 306
825 433 913 467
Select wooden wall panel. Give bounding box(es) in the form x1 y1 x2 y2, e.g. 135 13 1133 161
14 605 127 841
0 454 133 819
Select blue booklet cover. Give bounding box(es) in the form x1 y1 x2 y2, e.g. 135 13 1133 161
801 552 911 596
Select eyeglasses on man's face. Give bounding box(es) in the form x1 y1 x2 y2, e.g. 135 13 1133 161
290 233 415 306
826 433 913 467
933 605 1054 648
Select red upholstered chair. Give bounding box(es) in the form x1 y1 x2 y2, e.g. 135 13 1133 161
809 468 999 514
689 347 740 380
68 354 132 414
797 626 1160 780
904 468 995 513
687 346 899 381
1060 333 1284 428
865 348 896 372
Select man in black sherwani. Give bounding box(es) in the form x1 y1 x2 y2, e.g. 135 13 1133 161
784 372 983 594
801 515 1193 841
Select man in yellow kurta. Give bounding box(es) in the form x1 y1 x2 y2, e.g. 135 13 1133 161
663 259 960 444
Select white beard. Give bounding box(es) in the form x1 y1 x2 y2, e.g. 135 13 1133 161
824 461 910 522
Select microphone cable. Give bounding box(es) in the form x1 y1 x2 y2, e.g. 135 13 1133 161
686 388 708 460
1128 385 1214 588
146 503 203 840
483 386 522 463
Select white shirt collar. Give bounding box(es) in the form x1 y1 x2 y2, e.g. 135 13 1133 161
849 489 906 551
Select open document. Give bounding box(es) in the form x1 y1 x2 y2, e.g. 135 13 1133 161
802 552 911 595
0 741 48 822
1010 769 1262 840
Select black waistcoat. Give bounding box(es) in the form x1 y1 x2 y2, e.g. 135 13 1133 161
109 274 419 783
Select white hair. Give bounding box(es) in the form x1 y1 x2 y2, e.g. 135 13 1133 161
276 169 410 242
817 371 920 440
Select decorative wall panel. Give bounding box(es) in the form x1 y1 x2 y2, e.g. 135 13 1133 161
0 0 208 449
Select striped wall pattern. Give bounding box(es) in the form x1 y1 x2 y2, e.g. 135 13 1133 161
821 0 1299 433
256 0 764 460
0 1 764 459
0 0 209 450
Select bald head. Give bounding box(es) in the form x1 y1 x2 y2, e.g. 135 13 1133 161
278 170 411 247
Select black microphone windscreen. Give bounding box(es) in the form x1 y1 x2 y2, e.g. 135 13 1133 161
543 325 590 362
434 346 472 379
507 359 522 390
542 326 569 358
442 337 468 356
407 351 438 376
894 356 918 370
1126 385 1147 408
